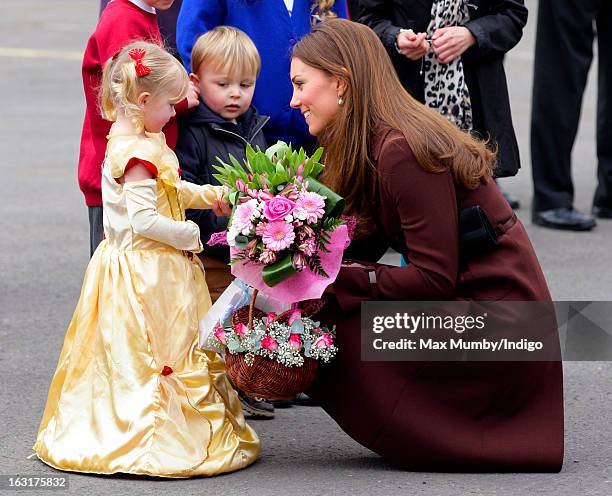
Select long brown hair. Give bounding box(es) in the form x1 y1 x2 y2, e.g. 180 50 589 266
292 19 496 231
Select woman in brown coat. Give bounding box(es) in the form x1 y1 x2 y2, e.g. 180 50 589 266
289 19 563 472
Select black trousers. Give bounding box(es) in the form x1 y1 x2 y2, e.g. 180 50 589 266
88 206 104 258
531 0 612 211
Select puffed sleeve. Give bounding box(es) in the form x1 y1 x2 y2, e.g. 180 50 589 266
107 137 161 179
334 136 459 311
177 181 227 210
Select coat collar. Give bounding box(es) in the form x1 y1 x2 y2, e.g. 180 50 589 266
370 123 398 162
185 100 269 141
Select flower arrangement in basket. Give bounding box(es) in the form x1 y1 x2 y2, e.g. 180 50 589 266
209 300 337 399
208 142 350 399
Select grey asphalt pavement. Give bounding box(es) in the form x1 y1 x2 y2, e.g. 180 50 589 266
1 1 611 495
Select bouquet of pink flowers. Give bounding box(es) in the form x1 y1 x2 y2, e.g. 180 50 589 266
209 143 348 398
213 142 350 304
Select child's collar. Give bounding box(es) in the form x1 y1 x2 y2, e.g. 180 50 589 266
127 0 156 14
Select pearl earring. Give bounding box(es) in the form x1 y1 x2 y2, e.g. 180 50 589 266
338 96 344 106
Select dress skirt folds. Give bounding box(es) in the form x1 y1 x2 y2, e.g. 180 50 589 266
34 132 259 477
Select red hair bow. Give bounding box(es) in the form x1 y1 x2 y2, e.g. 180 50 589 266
128 48 151 77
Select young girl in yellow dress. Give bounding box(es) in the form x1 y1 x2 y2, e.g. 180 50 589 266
33 41 260 477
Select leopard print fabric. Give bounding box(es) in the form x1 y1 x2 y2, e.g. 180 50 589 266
423 0 473 132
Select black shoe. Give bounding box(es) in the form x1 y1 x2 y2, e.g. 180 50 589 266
293 392 318 406
593 206 612 219
271 399 293 408
501 189 520 210
532 207 596 231
236 389 275 419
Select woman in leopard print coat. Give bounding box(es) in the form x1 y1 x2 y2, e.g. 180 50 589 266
359 0 527 179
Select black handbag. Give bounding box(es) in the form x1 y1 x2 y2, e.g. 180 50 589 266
458 205 499 260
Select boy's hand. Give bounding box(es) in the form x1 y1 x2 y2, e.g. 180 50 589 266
185 81 201 109
212 197 232 217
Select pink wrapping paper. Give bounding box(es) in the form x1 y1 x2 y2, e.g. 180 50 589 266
230 224 350 304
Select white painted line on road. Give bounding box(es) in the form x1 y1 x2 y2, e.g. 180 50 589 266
0 47 81 61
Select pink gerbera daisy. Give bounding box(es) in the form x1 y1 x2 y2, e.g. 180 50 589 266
296 191 326 224
262 221 295 252
232 198 258 233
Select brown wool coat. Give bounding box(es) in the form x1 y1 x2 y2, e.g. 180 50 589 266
308 127 564 472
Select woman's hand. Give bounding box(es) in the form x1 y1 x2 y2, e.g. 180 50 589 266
396 30 429 60
432 26 476 64
341 261 367 269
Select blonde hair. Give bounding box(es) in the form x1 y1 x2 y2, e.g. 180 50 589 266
100 40 189 132
312 0 337 21
293 19 496 235
191 26 260 79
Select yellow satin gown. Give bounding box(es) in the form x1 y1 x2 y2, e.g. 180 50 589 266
34 131 260 477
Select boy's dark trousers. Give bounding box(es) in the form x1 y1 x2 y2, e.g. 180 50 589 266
89 206 104 257
531 0 612 212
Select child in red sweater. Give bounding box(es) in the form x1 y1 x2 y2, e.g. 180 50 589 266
80 0 198 255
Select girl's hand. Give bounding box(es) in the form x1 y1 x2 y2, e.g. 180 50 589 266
396 30 429 60
185 81 201 109
432 26 476 64
212 197 232 217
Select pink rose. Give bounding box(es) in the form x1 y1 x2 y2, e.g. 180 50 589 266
287 308 302 325
289 333 301 351
261 336 279 351
313 332 333 348
266 312 277 326
234 323 248 337
263 196 296 221
213 326 227 345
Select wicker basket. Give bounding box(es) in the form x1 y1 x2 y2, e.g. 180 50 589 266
224 295 319 400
